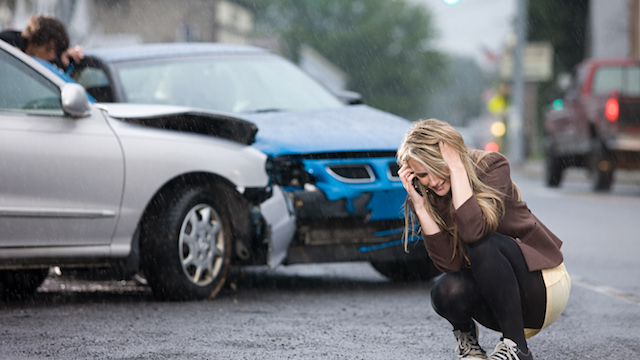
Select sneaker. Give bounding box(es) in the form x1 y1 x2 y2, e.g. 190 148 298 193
488 338 533 360
453 322 488 359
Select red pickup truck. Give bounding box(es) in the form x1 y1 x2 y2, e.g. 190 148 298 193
543 58 640 191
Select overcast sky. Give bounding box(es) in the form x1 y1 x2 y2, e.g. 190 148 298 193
409 0 517 66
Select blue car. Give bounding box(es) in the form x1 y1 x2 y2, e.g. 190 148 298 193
71 43 439 280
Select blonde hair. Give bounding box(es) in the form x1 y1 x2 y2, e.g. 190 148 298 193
396 119 521 264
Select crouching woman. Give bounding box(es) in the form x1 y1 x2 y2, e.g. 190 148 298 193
397 119 571 360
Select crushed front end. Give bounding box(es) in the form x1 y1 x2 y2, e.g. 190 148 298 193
268 151 428 264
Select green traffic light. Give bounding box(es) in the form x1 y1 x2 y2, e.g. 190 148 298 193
552 99 563 111
443 0 461 4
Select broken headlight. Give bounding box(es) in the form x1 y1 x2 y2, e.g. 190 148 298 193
266 156 315 188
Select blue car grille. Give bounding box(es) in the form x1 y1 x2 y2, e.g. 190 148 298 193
326 164 375 183
299 156 406 221
387 162 400 181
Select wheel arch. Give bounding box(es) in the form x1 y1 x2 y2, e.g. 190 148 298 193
137 172 257 264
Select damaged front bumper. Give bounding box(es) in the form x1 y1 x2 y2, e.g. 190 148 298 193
269 154 426 265
284 187 427 264
258 185 296 269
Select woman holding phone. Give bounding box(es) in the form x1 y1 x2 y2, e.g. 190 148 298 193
397 119 570 360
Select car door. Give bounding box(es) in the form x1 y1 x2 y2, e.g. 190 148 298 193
0 47 124 248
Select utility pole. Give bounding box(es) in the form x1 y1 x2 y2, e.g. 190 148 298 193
631 0 640 60
508 0 528 164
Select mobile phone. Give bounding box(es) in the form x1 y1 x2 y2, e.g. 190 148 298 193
412 177 423 196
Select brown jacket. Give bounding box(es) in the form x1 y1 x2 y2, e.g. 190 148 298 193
421 151 563 273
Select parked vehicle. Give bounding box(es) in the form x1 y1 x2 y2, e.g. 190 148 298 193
0 40 295 301
71 43 440 281
544 58 640 191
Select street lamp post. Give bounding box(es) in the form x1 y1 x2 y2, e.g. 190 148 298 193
508 0 528 164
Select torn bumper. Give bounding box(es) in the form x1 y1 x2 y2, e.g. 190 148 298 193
269 154 420 265
258 185 296 269
284 188 427 264
292 188 407 220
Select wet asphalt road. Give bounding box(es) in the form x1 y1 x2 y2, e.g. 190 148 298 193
1 164 639 360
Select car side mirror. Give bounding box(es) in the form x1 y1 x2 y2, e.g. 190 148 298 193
61 83 91 117
336 90 363 105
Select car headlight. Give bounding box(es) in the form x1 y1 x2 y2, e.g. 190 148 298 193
266 156 315 188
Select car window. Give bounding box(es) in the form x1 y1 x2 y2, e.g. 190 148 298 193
76 66 110 88
74 65 114 102
592 66 640 96
114 55 344 113
0 49 64 116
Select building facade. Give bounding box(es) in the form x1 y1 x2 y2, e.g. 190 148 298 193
0 0 253 48
589 0 640 60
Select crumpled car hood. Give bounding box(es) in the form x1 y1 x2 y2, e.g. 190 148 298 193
241 105 412 157
98 103 258 145
242 104 412 222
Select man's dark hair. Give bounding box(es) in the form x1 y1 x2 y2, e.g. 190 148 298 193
21 15 69 55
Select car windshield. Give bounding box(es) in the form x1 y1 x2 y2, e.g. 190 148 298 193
114 54 345 113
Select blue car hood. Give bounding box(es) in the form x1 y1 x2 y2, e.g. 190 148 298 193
241 105 411 157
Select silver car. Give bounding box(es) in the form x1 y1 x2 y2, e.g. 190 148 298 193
0 40 295 301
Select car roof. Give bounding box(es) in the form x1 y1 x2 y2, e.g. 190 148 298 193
84 42 269 63
582 58 640 69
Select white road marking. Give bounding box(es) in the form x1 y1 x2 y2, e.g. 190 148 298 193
572 276 640 305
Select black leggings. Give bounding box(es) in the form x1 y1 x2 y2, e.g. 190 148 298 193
430 232 546 351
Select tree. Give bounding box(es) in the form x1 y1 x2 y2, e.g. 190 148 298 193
244 0 446 119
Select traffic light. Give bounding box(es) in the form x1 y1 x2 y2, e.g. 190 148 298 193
485 142 499 152
491 121 506 137
552 99 563 111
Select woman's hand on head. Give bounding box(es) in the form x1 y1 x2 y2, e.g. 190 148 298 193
439 141 473 208
439 141 464 173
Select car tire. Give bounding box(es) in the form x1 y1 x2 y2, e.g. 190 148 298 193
0 269 48 300
371 258 441 282
140 184 233 301
544 148 564 187
590 138 614 192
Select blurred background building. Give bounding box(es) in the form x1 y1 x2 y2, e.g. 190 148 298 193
0 0 254 47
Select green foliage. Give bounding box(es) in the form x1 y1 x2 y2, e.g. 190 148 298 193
245 0 446 119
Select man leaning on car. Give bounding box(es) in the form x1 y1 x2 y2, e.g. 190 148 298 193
0 14 83 70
